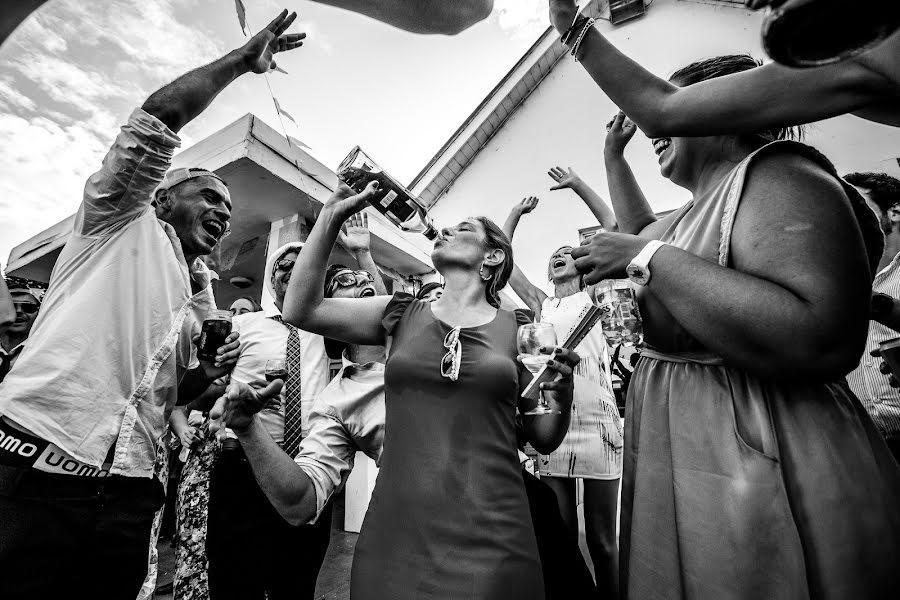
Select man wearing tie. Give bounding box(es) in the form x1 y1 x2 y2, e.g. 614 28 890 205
204 241 331 600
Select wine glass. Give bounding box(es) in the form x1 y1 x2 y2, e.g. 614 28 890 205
264 359 288 383
517 322 560 416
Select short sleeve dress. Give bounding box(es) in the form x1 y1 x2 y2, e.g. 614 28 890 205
538 291 622 479
349 294 544 600
622 141 900 599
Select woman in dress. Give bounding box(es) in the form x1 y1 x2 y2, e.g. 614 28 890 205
572 55 900 599
280 181 581 600
502 189 621 597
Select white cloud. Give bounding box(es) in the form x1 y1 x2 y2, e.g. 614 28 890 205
0 80 36 112
493 0 549 39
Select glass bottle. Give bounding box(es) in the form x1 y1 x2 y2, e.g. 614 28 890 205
594 279 643 346
337 146 440 240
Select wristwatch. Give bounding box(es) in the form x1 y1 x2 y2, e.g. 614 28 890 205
626 240 667 286
872 293 895 320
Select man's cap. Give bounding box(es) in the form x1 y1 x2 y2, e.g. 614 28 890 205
152 168 227 204
264 242 305 299
5 276 46 304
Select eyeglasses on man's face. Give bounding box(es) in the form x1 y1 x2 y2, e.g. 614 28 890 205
326 270 375 295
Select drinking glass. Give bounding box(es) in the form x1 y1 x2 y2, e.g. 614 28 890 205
517 322 560 416
265 359 288 383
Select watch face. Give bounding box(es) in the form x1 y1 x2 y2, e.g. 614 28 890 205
627 264 648 284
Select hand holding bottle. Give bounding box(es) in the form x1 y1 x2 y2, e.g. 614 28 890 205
324 181 380 221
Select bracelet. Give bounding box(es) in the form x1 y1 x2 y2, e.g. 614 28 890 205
561 14 589 46
571 18 596 63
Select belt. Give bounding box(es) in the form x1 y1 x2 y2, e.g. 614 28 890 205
0 416 114 478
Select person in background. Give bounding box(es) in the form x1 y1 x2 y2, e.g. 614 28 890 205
0 11 301 599
204 240 331 600
545 0 900 134
574 55 900 598
0 270 15 336
844 172 900 464
415 281 443 302
503 190 621 598
229 296 263 316
0 279 44 383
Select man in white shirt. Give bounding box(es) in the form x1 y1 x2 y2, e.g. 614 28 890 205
845 172 900 464
0 11 305 600
204 242 331 600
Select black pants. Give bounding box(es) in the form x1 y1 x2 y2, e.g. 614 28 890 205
522 469 598 599
206 448 333 600
0 465 165 600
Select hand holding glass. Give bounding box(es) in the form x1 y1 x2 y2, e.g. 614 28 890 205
517 323 560 416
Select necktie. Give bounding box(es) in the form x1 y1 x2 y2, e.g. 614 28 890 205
272 316 303 458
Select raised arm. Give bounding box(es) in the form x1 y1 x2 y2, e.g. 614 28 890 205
142 10 305 133
547 166 617 231
502 197 549 316
79 10 305 236
281 183 391 345
310 0 492 35
337 212 389 295
603 112 657 235
547 0 888 137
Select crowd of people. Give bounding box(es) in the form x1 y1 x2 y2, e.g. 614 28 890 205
1 1 900 599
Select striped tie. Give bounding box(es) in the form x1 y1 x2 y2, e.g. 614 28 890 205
271 315 303 458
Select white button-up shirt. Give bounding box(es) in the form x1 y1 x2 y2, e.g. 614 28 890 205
847 253 900 440
295 354 385 521
0 108 214 478
224 307 330 446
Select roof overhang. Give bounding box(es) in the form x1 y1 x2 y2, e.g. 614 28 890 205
6 113 435 285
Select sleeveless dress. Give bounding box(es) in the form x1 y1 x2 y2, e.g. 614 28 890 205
621 141 900 599
350 294 544 600
538 292 622 479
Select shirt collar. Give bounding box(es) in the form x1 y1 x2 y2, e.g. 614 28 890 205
264 305 283 319
875 251 900 281
340 349 385 373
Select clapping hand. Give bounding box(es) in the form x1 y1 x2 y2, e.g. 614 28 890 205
605 111 638 155
240 10 306 74
338 212 372 254
548 166 583 191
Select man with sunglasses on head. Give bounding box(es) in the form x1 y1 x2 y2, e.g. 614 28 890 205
0 11 304 599
0 278 44 384
202 240 331 600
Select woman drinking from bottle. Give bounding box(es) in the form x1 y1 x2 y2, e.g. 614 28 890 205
502 187 621 598
573 55 900 598
280 181 580 600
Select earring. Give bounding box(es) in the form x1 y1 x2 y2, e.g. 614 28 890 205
479 263 492 281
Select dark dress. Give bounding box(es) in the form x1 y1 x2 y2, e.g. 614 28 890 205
350 294 544 600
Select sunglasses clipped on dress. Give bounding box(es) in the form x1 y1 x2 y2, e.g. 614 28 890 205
440 326 462 382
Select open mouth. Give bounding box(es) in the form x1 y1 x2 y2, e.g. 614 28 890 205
652 138 672 157
201 220 225 239
552 258 567 269
358 286 376 298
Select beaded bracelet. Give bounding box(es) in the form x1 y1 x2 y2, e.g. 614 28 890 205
571 18 596 63
561 14 589 46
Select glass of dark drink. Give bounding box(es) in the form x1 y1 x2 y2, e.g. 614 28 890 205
198 309 233 361
265 359 288 383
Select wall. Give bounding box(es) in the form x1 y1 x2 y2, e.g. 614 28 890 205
428 0 900 298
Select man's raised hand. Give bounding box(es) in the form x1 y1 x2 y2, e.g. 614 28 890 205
241 9 306 74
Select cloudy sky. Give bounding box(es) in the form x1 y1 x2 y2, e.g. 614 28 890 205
0 0 552 265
